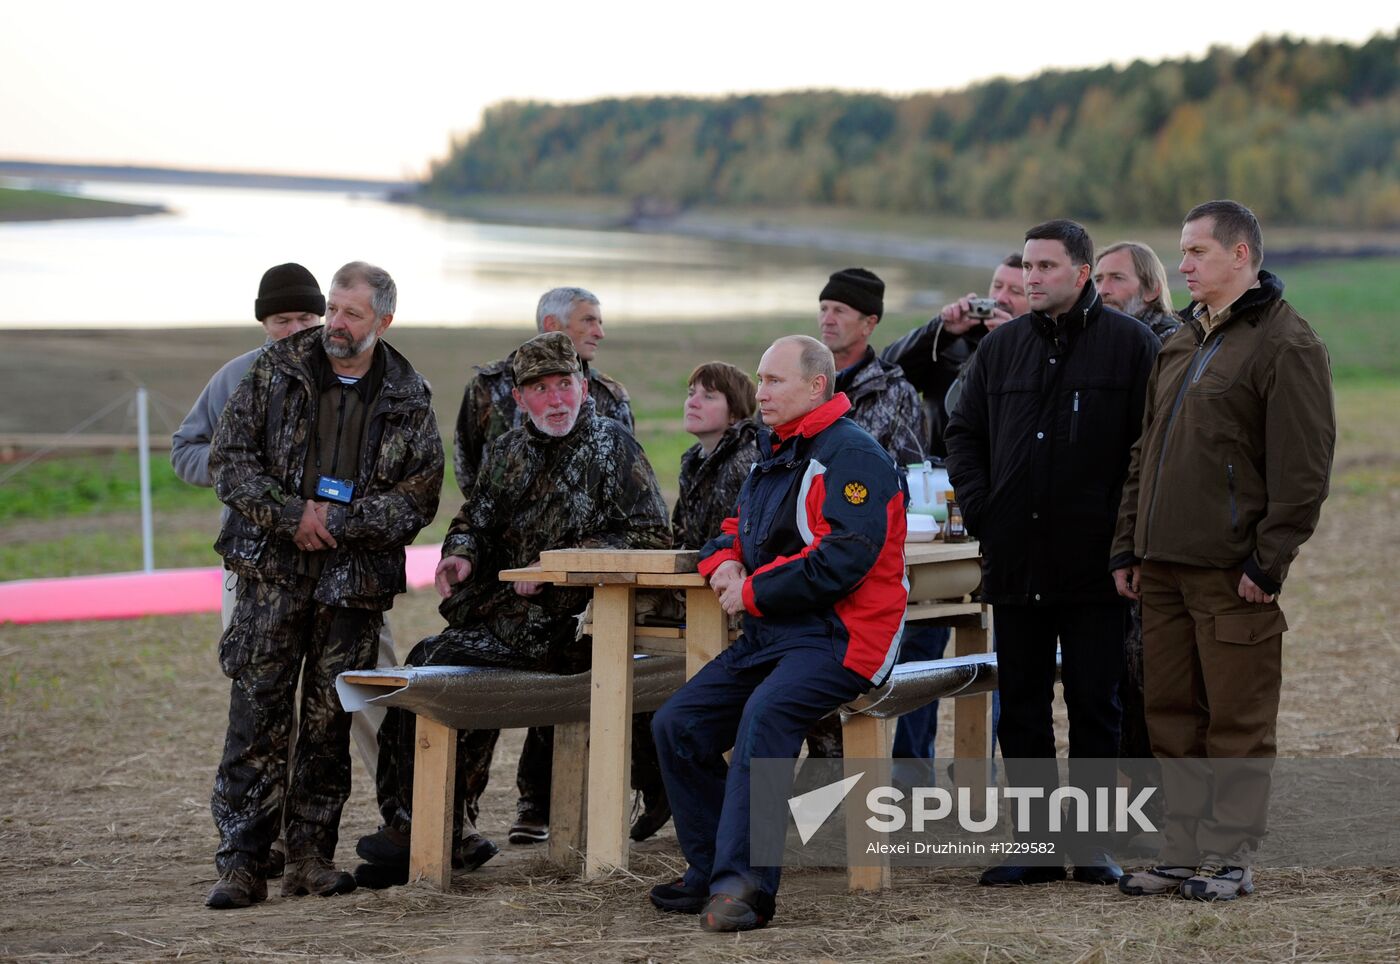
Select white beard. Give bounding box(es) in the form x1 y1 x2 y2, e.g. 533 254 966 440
529 407 580 437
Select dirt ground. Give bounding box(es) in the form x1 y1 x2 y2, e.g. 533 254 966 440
3 465 1399 962
2 358 1399 960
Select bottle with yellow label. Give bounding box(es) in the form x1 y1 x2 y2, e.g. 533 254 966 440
943 490 968 542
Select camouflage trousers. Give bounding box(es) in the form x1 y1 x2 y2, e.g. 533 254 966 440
375 625 665 846
211 576 381 875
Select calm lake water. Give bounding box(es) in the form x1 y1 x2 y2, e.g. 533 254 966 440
0 179 979 328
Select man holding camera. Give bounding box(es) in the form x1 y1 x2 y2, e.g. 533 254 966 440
882 253 1028 458
206 262 443 909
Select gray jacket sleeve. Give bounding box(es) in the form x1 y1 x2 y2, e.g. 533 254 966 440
170 347 262 487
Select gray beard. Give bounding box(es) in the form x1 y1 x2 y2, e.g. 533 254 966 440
528 408 580 437
1115 292 1149 319
323 327 377 360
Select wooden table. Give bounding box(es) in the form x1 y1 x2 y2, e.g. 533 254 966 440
500 540 988 882
499 548 725 878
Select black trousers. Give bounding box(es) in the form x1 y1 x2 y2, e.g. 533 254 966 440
993 602 1126 851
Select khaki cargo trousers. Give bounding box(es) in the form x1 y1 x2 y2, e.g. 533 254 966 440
1140 560 1288 867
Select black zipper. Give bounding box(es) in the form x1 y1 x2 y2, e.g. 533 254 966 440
1070 390 1080 442
1227 462 1238 533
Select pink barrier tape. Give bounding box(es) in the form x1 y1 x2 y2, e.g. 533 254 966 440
0 544 442 625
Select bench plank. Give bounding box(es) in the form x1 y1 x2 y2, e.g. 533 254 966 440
843 715 894 892
409 716 456 889
340 673 409 688
549 721 589 869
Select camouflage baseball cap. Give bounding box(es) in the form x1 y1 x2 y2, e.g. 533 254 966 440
513 331 582 384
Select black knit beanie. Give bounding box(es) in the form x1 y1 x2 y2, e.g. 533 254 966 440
819 267 884 320
254 263 326 320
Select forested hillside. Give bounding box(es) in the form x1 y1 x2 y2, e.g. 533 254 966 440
426 32 1400 226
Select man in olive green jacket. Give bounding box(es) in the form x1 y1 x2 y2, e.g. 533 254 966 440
1111 201 1335 902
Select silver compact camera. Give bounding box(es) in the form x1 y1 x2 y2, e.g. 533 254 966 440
967 297 1000 319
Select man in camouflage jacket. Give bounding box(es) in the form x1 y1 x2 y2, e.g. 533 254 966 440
809 267 926 757
452 287 633 832
817 267 928 469
452 286 632 497
206 262 442 909
358 332 670 885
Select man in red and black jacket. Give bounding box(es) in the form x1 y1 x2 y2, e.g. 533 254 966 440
648 335 908 933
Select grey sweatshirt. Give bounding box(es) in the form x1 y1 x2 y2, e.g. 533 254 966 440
171 344 267 487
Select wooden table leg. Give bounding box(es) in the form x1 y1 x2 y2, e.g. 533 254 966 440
684 587 726 679
549 720 589 869
952 607 991 809
409 715 456 890
585 583 635 878
842 714 893 892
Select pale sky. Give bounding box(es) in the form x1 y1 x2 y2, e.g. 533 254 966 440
3 1 1395 181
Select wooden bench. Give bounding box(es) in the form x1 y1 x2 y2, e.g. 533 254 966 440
336 543 994 892
337 655 683 888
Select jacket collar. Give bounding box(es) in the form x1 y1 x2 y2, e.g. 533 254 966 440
1178 270 1285 331
835 346 877 394
1031 281 1101 343
770 393 852 444
311 339 385 401
269 327 428 405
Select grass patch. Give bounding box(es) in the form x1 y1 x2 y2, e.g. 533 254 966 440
0 451 220 524
0 185 163 222
1277 258 1400 382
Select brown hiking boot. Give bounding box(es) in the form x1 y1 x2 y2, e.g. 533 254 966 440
206 868 268 909
280 856 357 898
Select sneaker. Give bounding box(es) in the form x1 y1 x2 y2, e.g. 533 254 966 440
700 892 775 932
977 863 1067 887
1118 864 1194 896
509 813 549 845
280 856 357 898
1180 859 1254 901
649 877 707 914
630 794 672 842
205 868 267 909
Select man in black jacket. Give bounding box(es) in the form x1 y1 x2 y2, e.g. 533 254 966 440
945 220 1159 888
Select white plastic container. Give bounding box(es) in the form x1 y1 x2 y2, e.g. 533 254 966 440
905 512 940 542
